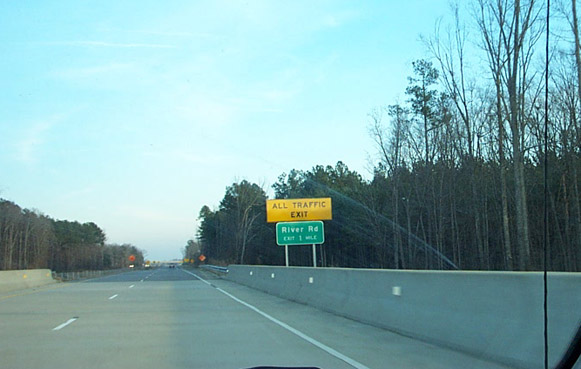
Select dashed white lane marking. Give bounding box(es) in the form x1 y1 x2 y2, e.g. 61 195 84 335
52 317 78 331
108 294 118 300
129 284 135 288
180 269 371 369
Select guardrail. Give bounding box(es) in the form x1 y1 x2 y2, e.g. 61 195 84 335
53 268 127 281
200 265 229 274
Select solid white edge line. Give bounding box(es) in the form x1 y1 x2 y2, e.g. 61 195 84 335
52 318 77 331
181 268 212 286
181 269 370 369
108 294 118 300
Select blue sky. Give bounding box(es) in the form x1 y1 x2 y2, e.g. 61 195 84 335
0 0 453 260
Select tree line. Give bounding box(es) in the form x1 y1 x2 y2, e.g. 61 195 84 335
0 198 144 272
195 0 581 272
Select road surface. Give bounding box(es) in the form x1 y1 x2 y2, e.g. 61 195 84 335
0 267 513 369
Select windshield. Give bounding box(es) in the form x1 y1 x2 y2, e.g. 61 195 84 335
0 1 580 369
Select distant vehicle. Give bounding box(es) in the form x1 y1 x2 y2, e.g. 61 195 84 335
129 264 135 268
144 264 150 268
168 264 176 269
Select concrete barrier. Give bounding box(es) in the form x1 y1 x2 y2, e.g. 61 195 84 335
227 265 581 369
0 269 56 293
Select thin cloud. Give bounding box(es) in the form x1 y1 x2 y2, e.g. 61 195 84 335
14 111 76 164
42 41 176 49
119 29 195 37
16 121 54 163
107 28 220 39
320 9 361 28
248 107 284 113
60 186 96 200
52 63 134 79
116 205 190 224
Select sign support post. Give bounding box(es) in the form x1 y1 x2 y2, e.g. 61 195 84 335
285 245 289 267
312 244 317 267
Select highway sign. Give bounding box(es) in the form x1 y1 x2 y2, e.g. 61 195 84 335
267 198 332 223
276 221 324 246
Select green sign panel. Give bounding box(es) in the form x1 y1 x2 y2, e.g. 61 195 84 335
276 221 325 246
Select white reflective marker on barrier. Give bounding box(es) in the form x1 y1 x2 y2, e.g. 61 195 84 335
392 286 402 296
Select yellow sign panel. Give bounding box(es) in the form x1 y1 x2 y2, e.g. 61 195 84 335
266 197 332 223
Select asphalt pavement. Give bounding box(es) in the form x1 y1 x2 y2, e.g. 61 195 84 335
0 267 514 369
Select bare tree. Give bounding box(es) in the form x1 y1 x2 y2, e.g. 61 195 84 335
477 0 543 270
428 4 489 268
369 105 410 268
